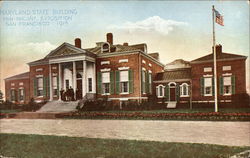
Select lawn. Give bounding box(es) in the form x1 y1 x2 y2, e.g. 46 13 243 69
0 133 249 158
0 109 22 114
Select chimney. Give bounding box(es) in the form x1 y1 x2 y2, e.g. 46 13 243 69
212 44 222 55
123 42 128 46
106 33 113 45
75 38 81 48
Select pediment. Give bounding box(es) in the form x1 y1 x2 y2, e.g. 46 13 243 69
46 43 84 58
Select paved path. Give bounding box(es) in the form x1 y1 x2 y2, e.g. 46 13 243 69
0 119 249 147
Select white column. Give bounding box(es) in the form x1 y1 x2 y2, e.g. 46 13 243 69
73 61 76 99
49 64 53 101
58 63 62 101
82 60 87 98
93 62 96 93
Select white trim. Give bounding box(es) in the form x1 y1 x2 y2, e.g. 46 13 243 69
36 68 43 72
204 67 212 72
168 82 176 87
52 66 57 70
49 55 95 64
108 97 148 100
11 83 15 86
119 98 129 101
203 74 213 77
119 59 128 63
19 82 24 86
36 74 43 78
142 60 146 64
101 61 110 65
180 83 189 97
149 63 152 67
148 70 152 73
100 68 111 72
118 67 129 70
222 66 231 71
142 67 146 71
156 84 165 98
222 73 232 76
120 92 129 95
52 73 57 77
101 93 110 96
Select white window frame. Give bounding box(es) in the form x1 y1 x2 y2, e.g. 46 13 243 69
102 72 110 95
52 76 58 97
204 77 212 96
37 77 44 97
142 70 146 94
180 83 189 97
223 76 232 96
36 68 43 72
120 70 129 94
156 84 165 98
11 83 15 86
88 78 93 93
19 82 23 86
148 63 152 67
142 60 146 64
19 88 24 102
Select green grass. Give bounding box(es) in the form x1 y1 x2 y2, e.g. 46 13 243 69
0 109 22 114
0 133 249 158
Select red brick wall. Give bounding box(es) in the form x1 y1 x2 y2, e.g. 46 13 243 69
29 64 50 102
96 52 164 100
191 59 246 101
5 78 30 104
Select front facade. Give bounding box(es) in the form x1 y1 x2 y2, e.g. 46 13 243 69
4 34 248 107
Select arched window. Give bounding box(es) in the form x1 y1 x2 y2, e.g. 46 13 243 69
180 83 189 97
102 43 110 53
156 84 165 98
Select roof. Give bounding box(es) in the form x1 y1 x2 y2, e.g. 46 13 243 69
191 52 247 63
5 72 29 81
155 69 191 82
165 59 190 70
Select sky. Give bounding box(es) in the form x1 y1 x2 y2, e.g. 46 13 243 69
0 0 249 96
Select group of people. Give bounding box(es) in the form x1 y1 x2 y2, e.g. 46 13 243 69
60 87 82 101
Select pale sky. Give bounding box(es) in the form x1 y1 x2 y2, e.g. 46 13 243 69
0 1 249 96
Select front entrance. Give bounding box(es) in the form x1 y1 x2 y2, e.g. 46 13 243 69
170 87 176 101
169 82 176 101
76 79 82 100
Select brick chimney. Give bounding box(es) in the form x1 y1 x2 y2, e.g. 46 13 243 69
123 42 128 46
212 44 222 55
75 38 81 48
106 33 113 45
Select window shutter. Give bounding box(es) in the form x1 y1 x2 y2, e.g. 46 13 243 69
145 71 149 93
97 72 102 94
176 84 180 102
212 77 215 96
43 77 46 97
165 85 169 101
156 87 159 96
34 78 37 97
129 69 134 94
23 89 25 102
219 77 223 95
57 76 59 96
14 90 17 102
115 71 120 94
232 75 235 94
200 77 204 96
110 71 114 94
141 70 143 93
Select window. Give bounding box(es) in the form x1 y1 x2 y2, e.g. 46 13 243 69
180 83 189 97
102 43 110 53
223 66 231 71
120 71 129 93
102 72 110 94
101 61 110 65
53 76 58 96
11 83 15 86
142 70 146 94
88 78 92 92
142 60 146 64
37 77 43 96
19 82 23 86
156 85 165 98
149 73 152 94
204 77 212 96
204 67 212 72
10 89 16 101
19 88 24 101
36 68 43 72
223 76 232 95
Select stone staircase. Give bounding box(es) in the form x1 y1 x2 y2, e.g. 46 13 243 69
166 102 177 109
37 100 79 113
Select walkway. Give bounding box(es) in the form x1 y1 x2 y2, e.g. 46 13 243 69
0 119 249 147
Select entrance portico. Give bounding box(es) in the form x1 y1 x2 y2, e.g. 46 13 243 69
48 47 96 101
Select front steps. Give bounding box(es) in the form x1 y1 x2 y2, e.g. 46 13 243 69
166 102 177 108
37 100 79 113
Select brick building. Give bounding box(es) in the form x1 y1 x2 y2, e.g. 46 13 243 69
4 34 248 107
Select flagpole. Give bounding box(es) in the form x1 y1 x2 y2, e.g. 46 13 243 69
212 5 218 112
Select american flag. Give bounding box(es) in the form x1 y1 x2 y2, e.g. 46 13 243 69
214 9 224 26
